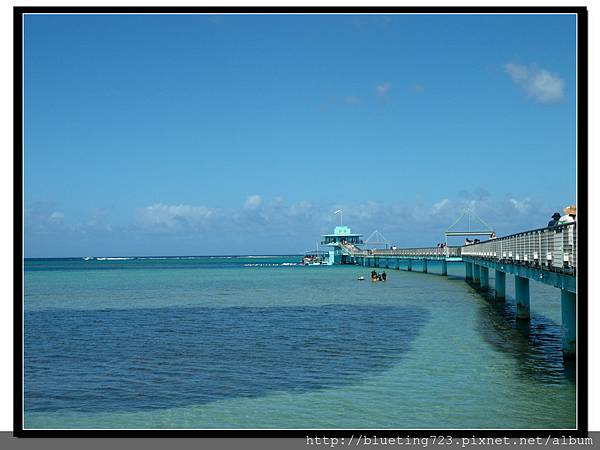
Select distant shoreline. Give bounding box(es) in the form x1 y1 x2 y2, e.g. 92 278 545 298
24 255 303 261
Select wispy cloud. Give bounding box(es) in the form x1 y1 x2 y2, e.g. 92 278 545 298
430 199 450 214
375 82 391 98
244 194 263 209
25 192 555 256
508 197 532 214
343 95 361 105
321 190 552 247
504 62 565 103
134 203 216 233
25 202 72 233
47 211 64 225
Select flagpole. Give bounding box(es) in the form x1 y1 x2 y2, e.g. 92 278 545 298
334 209 343 227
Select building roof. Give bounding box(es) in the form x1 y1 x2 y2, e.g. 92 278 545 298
322 225 362 237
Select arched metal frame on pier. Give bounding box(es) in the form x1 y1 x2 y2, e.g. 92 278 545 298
364 230 391 250
445 208 495 249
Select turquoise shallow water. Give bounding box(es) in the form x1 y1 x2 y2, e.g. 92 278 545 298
24 257 576 429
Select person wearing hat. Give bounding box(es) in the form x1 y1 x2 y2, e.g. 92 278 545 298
559 205 576 225
548 212 561 227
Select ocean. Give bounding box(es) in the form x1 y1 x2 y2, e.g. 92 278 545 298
23 256 576 429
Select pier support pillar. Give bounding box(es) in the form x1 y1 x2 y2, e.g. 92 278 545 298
441 259 448 276
422 259 428 273
396 258 400 270
480 267 489 289
495 270 506 300
465 262 473 281
561 289 576 359
407 259 412 271
473 264 481 284
515 276 530 320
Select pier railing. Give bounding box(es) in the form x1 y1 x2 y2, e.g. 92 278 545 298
338 223 576 272
460 223 576 273
372 247 461 258
339 242 460 258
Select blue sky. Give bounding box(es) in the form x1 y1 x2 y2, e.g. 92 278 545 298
24 13 577 257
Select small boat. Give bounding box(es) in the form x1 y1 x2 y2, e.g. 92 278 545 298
302 245 329 266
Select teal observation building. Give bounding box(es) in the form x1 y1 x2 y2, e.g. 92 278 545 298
321 226 363 265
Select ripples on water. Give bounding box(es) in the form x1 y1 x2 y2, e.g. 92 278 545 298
471 283 575 386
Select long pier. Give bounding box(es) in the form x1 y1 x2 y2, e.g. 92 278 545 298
334 223 577 358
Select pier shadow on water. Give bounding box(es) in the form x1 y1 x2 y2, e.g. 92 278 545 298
25 304 430 413
470 285 575 385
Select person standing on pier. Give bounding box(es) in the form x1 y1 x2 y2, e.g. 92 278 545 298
548 212 561 227
559 205 576 224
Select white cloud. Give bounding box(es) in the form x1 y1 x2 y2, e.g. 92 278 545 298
343 95 361 105
504 62 528 82
26 202 119 238
504 62 565 103
244 194 262 209
26 193 554 256
508 197 532 214
375 82 391 97
529 70 565 103
323 193 552 247
25 203 70 233
135 203 215 232
430 199 450 214
271 196 285 207
47 211 64 224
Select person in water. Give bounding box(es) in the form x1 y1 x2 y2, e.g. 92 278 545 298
381 272 387 281
371 270 378 281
